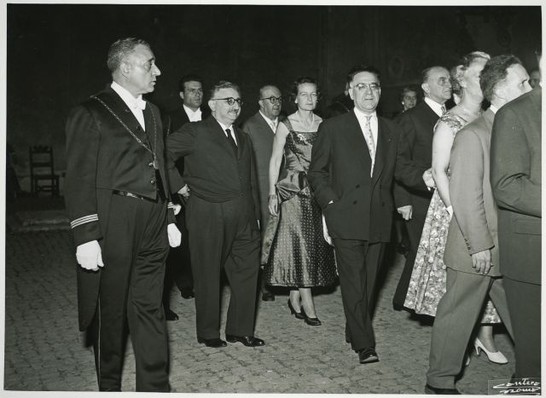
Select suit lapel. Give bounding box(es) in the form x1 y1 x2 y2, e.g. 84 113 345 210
347 111 372 172
372 117 392 181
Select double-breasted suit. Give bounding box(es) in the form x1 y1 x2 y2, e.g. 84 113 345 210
64 85 174 391
308 110 399 351
167 116 261 340
426 109 513 389
392 100 439 307
491 87 541 379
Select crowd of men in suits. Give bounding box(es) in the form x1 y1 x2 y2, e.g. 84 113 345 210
64 37 541 393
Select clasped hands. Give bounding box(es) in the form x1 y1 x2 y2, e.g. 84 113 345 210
422 168 436 191
75 224 182 271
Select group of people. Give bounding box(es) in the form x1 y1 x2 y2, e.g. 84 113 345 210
64 37 541 393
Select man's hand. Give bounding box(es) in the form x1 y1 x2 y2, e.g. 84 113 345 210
76 240 104 271
397 205 413 220
177 184 190 199
471 249 492 275
167 223 182 248
172 203 182 216
268 194 278 216
422 168 436 190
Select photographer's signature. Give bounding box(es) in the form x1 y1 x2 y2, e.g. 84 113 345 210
491 378 541 395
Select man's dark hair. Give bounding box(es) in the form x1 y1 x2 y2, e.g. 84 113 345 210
107 37 150 73
346 65 381 85
178 74 203 93
480 54 523 102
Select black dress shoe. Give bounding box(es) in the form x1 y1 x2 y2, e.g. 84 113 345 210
262 291 275 301
180 288 195 299
424 384 461 394
303 314 322 326
226 335 265 347
197 337 227 348
358 348 379 364
287 299 305 320
165 308 179 321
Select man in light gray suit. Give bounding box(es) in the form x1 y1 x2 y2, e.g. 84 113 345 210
425 55 531 394
242 84 283 301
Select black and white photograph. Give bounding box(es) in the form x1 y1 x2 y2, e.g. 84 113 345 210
2 1 542 396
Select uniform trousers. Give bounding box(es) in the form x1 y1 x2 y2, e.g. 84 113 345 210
89 193 170 392
186 194 261 339
333 239 385 351
427 268 513 389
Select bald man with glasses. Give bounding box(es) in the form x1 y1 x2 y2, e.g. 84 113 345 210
242 85 283 302
167 80 265 348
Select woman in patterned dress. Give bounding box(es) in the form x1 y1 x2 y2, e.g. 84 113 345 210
262 77 337 326
404 51 508 363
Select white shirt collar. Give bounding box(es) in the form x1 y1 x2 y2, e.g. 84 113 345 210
111 81 146 110
353 107 377 121
259 111 278 131
183 104 202 121
424 97 445 117
489 104 499 114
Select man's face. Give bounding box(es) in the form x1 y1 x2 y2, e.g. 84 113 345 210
422 67 452 104
349 71 381 114
497 64 532 104
402 91 417 111
209 87 241 125
123 44 161 96
528 70 541 88
259 86 282 120
181 80 203 110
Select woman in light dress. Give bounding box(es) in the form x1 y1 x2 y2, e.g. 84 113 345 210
404 51 508 364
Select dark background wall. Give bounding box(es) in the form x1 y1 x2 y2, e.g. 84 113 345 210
6 4 541 187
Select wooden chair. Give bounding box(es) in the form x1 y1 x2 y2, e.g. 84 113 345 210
29 145 60 196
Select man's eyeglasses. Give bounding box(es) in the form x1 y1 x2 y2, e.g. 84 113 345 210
260 96 283 105
211 97 243 106
353 83 381 92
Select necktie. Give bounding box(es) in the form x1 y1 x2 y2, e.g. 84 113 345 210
363 115 376 176
225 128 237 152
441 104 447 115
270 120 277 132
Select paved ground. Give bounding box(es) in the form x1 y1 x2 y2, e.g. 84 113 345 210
3 199 516 395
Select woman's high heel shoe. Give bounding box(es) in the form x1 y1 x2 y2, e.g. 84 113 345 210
474 338 508 364
287 299 305 320
300 308 322 326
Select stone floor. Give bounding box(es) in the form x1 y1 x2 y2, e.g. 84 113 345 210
4 214 516 396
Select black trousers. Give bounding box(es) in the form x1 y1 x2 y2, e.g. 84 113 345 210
503 277 541 379
333 239 385 351
89 194 170 392
186 194 261 339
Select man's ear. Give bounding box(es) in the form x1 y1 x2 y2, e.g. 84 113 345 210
421 82 430 96
208 99 215 113
179 92 185 102
120 61 132 76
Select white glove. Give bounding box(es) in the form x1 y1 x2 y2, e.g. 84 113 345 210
168 223 182 248
76 240 104 271
172 203 182 216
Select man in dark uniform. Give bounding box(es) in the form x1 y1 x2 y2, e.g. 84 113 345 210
167 81 265 348
64 37 180 391
161 74 211 321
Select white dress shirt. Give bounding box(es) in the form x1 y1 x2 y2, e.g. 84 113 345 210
111 81 146 130
183 104 202 122
353 107 378 153
424 97 446 117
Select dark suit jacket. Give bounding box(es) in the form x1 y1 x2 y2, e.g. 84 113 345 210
166 116 260 222
64 85 174 330
491 87 541 284
445 109 501 276
394 100 439 212
308 110 399 243
241 112 276 226
163 104 211 135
